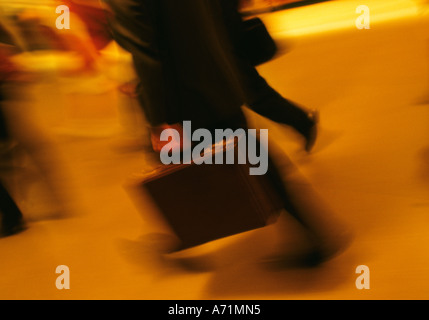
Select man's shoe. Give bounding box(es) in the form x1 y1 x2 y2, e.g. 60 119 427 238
0 220 27 238
304 110 319 152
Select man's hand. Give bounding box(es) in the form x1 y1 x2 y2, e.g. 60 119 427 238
150 123 189 153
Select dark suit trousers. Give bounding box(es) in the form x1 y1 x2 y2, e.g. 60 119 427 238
218 0 314 137
0 181 22 229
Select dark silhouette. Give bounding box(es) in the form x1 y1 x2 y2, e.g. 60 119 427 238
105 0 350 267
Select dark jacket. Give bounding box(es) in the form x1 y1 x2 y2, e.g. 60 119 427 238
105 0 246 130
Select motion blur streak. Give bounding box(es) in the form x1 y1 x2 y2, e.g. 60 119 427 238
0 0 428 300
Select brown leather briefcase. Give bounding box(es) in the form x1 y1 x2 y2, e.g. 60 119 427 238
126 140 283 252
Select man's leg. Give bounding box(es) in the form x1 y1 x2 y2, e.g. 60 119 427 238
0 181 25 237
219 0 318 150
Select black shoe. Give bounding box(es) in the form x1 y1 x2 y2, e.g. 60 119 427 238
304 110 319 152
262 229 353 270
0 220 27 238
261 247 325 270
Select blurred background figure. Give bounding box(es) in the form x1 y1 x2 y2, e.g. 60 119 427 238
11 1 102 74
0 12 76 234
0 0 146 237
61 0 112 54
24 0 152 152
0 38 26 237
